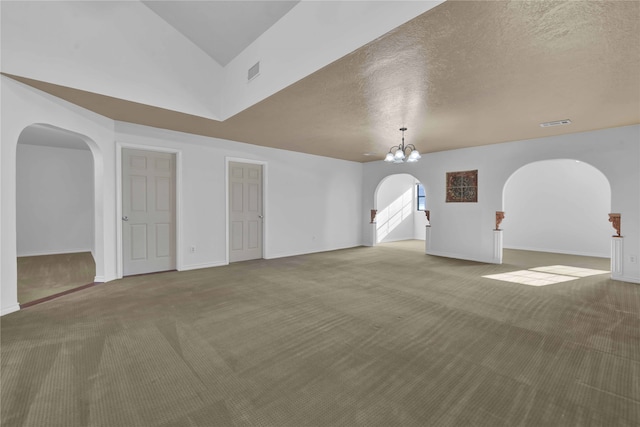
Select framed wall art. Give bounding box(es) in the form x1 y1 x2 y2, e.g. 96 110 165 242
446 170 478 203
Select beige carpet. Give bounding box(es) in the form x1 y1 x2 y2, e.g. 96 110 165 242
17 252 95 304
1 242 638 426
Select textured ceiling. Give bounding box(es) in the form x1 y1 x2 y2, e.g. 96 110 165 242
7 0 640 162
142 1 299 66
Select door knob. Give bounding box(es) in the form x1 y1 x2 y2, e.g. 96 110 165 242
258 215 264 219
122 216 129 221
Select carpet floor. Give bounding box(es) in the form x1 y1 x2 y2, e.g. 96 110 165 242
17 252 95 304
1 242 638 426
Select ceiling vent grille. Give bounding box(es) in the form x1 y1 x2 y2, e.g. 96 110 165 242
248 61 260 82
540 119 571 128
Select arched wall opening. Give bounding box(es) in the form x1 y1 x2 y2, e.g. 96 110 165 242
373 173 428 244
501 159 611 258
16 124 101 304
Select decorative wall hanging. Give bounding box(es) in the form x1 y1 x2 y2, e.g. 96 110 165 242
370 209 377 224
446 170 478 203
495 211 505 230
608 213 621 236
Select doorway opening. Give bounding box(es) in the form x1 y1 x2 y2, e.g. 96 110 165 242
374 173 428 246
501 159 611 274
16 124 96 304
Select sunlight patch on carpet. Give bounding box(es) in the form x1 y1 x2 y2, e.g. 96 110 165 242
529 265 610 277
483 265 610 287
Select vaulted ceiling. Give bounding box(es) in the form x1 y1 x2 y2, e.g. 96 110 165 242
141 1 300 66
4 1 639 162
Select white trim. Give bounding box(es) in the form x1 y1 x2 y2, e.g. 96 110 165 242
1 304 21 317
611 275 640 284
115 143 123 278
493 230 503 264
225 157 268 263
503 245 610 259
266 244 361 260
425 225 431 254
16 248 93 257
425 249 496 264
610 237 623 277
366 222 376 247
180 261 228 272
376 237 416 244
116 142 183 279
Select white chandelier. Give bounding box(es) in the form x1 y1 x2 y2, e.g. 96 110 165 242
384 127 421 163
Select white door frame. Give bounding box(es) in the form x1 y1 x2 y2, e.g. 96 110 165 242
225 157 268 264
116 142 183 279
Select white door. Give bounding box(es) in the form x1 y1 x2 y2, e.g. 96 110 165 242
229 162 263 262
122 148 176 275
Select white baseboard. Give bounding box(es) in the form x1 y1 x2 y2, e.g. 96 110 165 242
426 249 494 264
266 244 361 260
1 304 20 317
94 275 118 283
611 274 640 284
17 248 93 257
179 261 228 272
503 245 609 259
378 237 420 244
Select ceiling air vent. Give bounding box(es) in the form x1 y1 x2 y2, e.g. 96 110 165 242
540 119 571 128
248 61 260 82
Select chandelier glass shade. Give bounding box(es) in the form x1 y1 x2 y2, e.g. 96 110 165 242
384 127 421 163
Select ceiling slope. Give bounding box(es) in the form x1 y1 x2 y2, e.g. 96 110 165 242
4 0 640 162
142 1 300 66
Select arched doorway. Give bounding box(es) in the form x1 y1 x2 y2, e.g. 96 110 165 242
501 159 611 266
16 124 98 304
374 173 428 245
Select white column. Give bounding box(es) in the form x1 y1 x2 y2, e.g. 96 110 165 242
611 236 624 280
370 222 377 246
493 230 503 264
425 225 431 254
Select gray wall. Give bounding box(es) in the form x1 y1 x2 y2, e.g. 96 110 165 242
16 143 94 256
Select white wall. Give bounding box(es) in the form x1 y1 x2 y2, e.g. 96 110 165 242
1 78 364 315
363 125 640 283
16 144 93 256
2 76 117 315
502 159 611 257
2 77 639 320
1 1 223 119
116 122 363 267
375 174 416 243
